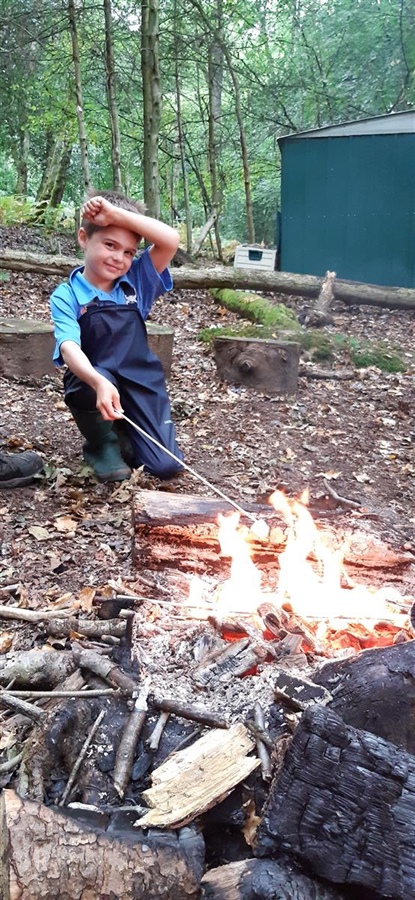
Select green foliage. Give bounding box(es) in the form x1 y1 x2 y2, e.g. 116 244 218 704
0 194 33 224
349 342 407 373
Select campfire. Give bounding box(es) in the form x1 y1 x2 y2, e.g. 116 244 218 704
1 487 414 898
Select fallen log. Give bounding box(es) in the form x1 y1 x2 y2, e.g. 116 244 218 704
0 789 204 899
2 249 415 308
201 858 349 899
314 639 415 753
255 705 415 899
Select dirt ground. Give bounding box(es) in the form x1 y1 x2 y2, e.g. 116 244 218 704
1 225 415 614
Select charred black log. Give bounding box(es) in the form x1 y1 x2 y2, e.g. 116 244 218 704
201 858 349 899
255 705 415 899
313 640 415 753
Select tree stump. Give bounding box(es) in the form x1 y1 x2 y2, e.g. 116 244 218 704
255 704 415 898
147 322 175 377
213 337 300 394
0 318 174 379
0 317 55 378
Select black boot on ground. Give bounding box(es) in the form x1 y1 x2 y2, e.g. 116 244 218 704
0 451 44 488
69 408 131 482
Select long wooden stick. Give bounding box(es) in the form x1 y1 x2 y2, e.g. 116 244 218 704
59 709 106 806
113 678 151 798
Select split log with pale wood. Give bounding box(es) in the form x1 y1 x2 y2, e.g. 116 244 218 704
0 789 204 900
255 703 415 899
2 248 415 309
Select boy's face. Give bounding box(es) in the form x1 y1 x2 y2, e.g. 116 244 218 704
78 225 140 291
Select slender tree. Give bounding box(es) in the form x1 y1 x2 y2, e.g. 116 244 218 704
67 0 91 191
104 0 123 190
141 0 161 218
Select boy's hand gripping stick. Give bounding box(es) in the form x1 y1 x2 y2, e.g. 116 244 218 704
116 410 269 539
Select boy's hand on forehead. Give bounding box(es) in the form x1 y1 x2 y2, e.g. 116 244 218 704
81 196 115 227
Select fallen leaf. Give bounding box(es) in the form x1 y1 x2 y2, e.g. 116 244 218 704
54 515 78 533
0 631 13 653
77 586 96 612
353 472 372 484
28 525 52 541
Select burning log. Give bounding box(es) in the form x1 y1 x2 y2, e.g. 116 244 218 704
255 705 415 899
313 639 415 753
213 337 300 395
192 637 267 688
0 789 204 899
201 858 348 899
133 489 413 583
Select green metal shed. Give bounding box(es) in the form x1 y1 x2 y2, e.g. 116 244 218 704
278 111 415 288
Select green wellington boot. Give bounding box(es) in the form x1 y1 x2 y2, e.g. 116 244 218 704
69 408 132 482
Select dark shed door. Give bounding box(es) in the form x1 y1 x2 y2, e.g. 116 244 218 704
280 133 415 287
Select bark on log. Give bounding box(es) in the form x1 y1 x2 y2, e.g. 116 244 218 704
0 317 55 378
201 859 349 899
2 248 415 309
0 789 204 899
0 316 173 378
255 705 415 899
313 640 415 753
213 337 300 394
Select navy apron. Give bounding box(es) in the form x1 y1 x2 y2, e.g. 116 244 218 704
63 299 183 479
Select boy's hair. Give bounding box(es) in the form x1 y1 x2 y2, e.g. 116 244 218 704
81 189 147 237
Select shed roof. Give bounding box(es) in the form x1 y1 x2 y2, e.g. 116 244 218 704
278 110 415 142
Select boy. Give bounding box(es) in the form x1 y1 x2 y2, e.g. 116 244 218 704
50 190 183 482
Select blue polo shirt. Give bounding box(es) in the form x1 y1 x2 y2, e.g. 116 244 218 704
50 248 172 366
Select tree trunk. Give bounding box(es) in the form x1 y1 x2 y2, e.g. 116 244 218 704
49 141 72 207
3 250 415 310
0 790 203 899
14 127 29 195
67 0 91 192
104 0 123 191
255 704 415 899
224 50 255 244
208 41 223 260
174 12 192 252
141 0 161 219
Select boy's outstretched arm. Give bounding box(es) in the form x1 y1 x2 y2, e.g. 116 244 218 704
81 196 180 273
60 340 122 420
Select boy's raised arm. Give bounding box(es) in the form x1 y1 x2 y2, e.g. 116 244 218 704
81 196 180 273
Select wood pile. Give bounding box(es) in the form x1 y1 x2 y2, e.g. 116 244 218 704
1 488 415 898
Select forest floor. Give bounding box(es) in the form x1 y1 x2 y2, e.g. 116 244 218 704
1 224 415 620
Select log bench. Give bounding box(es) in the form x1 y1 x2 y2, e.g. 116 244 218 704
0 318 175 378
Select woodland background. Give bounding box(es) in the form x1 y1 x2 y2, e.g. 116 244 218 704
1 0 415 253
